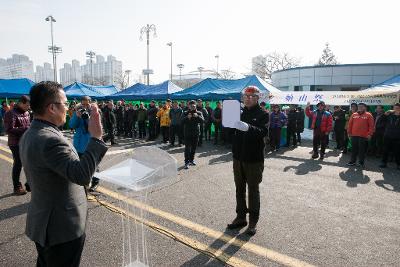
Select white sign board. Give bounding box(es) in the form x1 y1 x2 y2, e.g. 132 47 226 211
222 100 240 128
264 91 399 106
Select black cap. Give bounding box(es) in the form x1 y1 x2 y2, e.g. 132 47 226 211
189 100 196 105
317 101 325 107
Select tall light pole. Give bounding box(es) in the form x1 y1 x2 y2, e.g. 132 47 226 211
140 24 157 85
177 64 184 80
215 55 220 78
166 42 173 81
125 70 132 88
45 15 62 82
86 51 96 85
198 66 204 79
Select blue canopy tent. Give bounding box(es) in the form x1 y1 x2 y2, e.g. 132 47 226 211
171 75 280 100
110 80 183 100
64 82 120 98
0 78 35 98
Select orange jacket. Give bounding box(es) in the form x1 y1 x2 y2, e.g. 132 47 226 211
347 112 374 138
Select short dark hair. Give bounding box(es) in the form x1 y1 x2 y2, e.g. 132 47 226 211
30 81 63 115
358 102 367 107
18 95 30 104
394 103 400 108
260 101 266 106
376 105 384 109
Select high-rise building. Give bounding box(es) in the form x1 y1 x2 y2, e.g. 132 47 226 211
0 54 35 80
35 62 54 82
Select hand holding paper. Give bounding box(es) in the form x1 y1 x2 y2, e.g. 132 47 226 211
234 121 249 132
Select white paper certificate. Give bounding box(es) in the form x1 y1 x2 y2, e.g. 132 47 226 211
222 100 240 128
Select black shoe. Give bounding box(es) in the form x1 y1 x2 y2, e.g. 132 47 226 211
25 183 31 192
319 154 324 160
347 161 356 166
357 162 365 168
89 178 100 192
184 164 189 170
189 161 196 166
245 226 257 236
227 218 248 230
312 153 319 159
111 142 119 146
379 163 387 168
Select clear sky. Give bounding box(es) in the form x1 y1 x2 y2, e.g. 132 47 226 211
1 0 399 83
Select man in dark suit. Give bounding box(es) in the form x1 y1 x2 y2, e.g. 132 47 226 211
20 81 108 267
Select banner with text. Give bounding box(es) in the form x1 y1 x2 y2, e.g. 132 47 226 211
265 90 400 106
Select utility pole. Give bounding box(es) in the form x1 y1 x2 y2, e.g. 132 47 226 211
86 51 96 85
167 42 173 81
45 15 62 82
215 55 220 78
177 64 184 80
140 24 157 85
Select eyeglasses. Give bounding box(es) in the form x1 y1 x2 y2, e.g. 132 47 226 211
50 102 69 107
243 94 258 99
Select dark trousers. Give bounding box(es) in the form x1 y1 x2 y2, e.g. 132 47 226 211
204 122 212 141
214 123 222 144
9 145 23 188
382 137 400 165
313 128 327 155
148 120 156 140
184 136 199 163
270 128 281 149
370 132 384 156
344 130 350 152
334 127 345 149
35 233 86 267
138 121 146 138
198 123 204 145
286 127 297 147
161 126 169 143
350 136 368 164
296 131 302 144
233 159 264 224
103 127 115 143
169 125 182 145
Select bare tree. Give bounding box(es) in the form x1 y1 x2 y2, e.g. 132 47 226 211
81 74 92 85
252 52 300 81
93 76 109 86
316 42 339 66
219 69 236 79
113 71 128 89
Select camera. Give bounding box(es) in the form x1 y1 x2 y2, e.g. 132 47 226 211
79 108 91 120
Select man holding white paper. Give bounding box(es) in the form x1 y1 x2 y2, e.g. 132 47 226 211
228 86 268 236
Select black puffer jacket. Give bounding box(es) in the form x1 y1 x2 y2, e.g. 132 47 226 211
181 110 204 137
384 113 400 139
232 104 268 163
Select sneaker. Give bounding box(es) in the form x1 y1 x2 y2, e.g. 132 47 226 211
379 163 387 168
227 217 248 230
189 161 196 166
14 184 27 196
347 161 356 166
312 153 319 159
184 164 189 170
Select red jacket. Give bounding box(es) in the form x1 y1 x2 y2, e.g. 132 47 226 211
348 111 374 138
305 107 333 133
4 107 31 146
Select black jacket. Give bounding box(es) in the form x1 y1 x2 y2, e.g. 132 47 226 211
181 110 204 137
197 106 209 124
103 107 116 129
232 105 268 163
147 106 159 121
287 110 297 130
384 113 400 139
333 109 346 130
373 112 387 135
296 110 305 132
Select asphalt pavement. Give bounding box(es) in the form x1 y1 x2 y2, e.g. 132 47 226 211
0 133 399 267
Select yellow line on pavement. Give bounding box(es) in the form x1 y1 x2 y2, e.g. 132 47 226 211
97 186 316 267
0 145 12 154
0 153 13 163
89 195 257 267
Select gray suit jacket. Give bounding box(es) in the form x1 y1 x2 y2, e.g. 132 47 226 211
20 119 108 247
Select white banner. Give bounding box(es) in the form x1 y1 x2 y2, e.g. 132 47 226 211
265 91 399 106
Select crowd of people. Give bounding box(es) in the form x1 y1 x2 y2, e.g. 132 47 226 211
1 81 399 266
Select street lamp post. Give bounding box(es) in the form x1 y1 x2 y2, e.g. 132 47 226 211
177 64 184 80
45 15 62 82
86 51 96 85
198 67 204 79
140 24 157 85
215 55 220 78
125 70 132 88
166 42 173 81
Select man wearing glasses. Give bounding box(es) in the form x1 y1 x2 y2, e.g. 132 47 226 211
228 86 268 236
20 81 108 267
